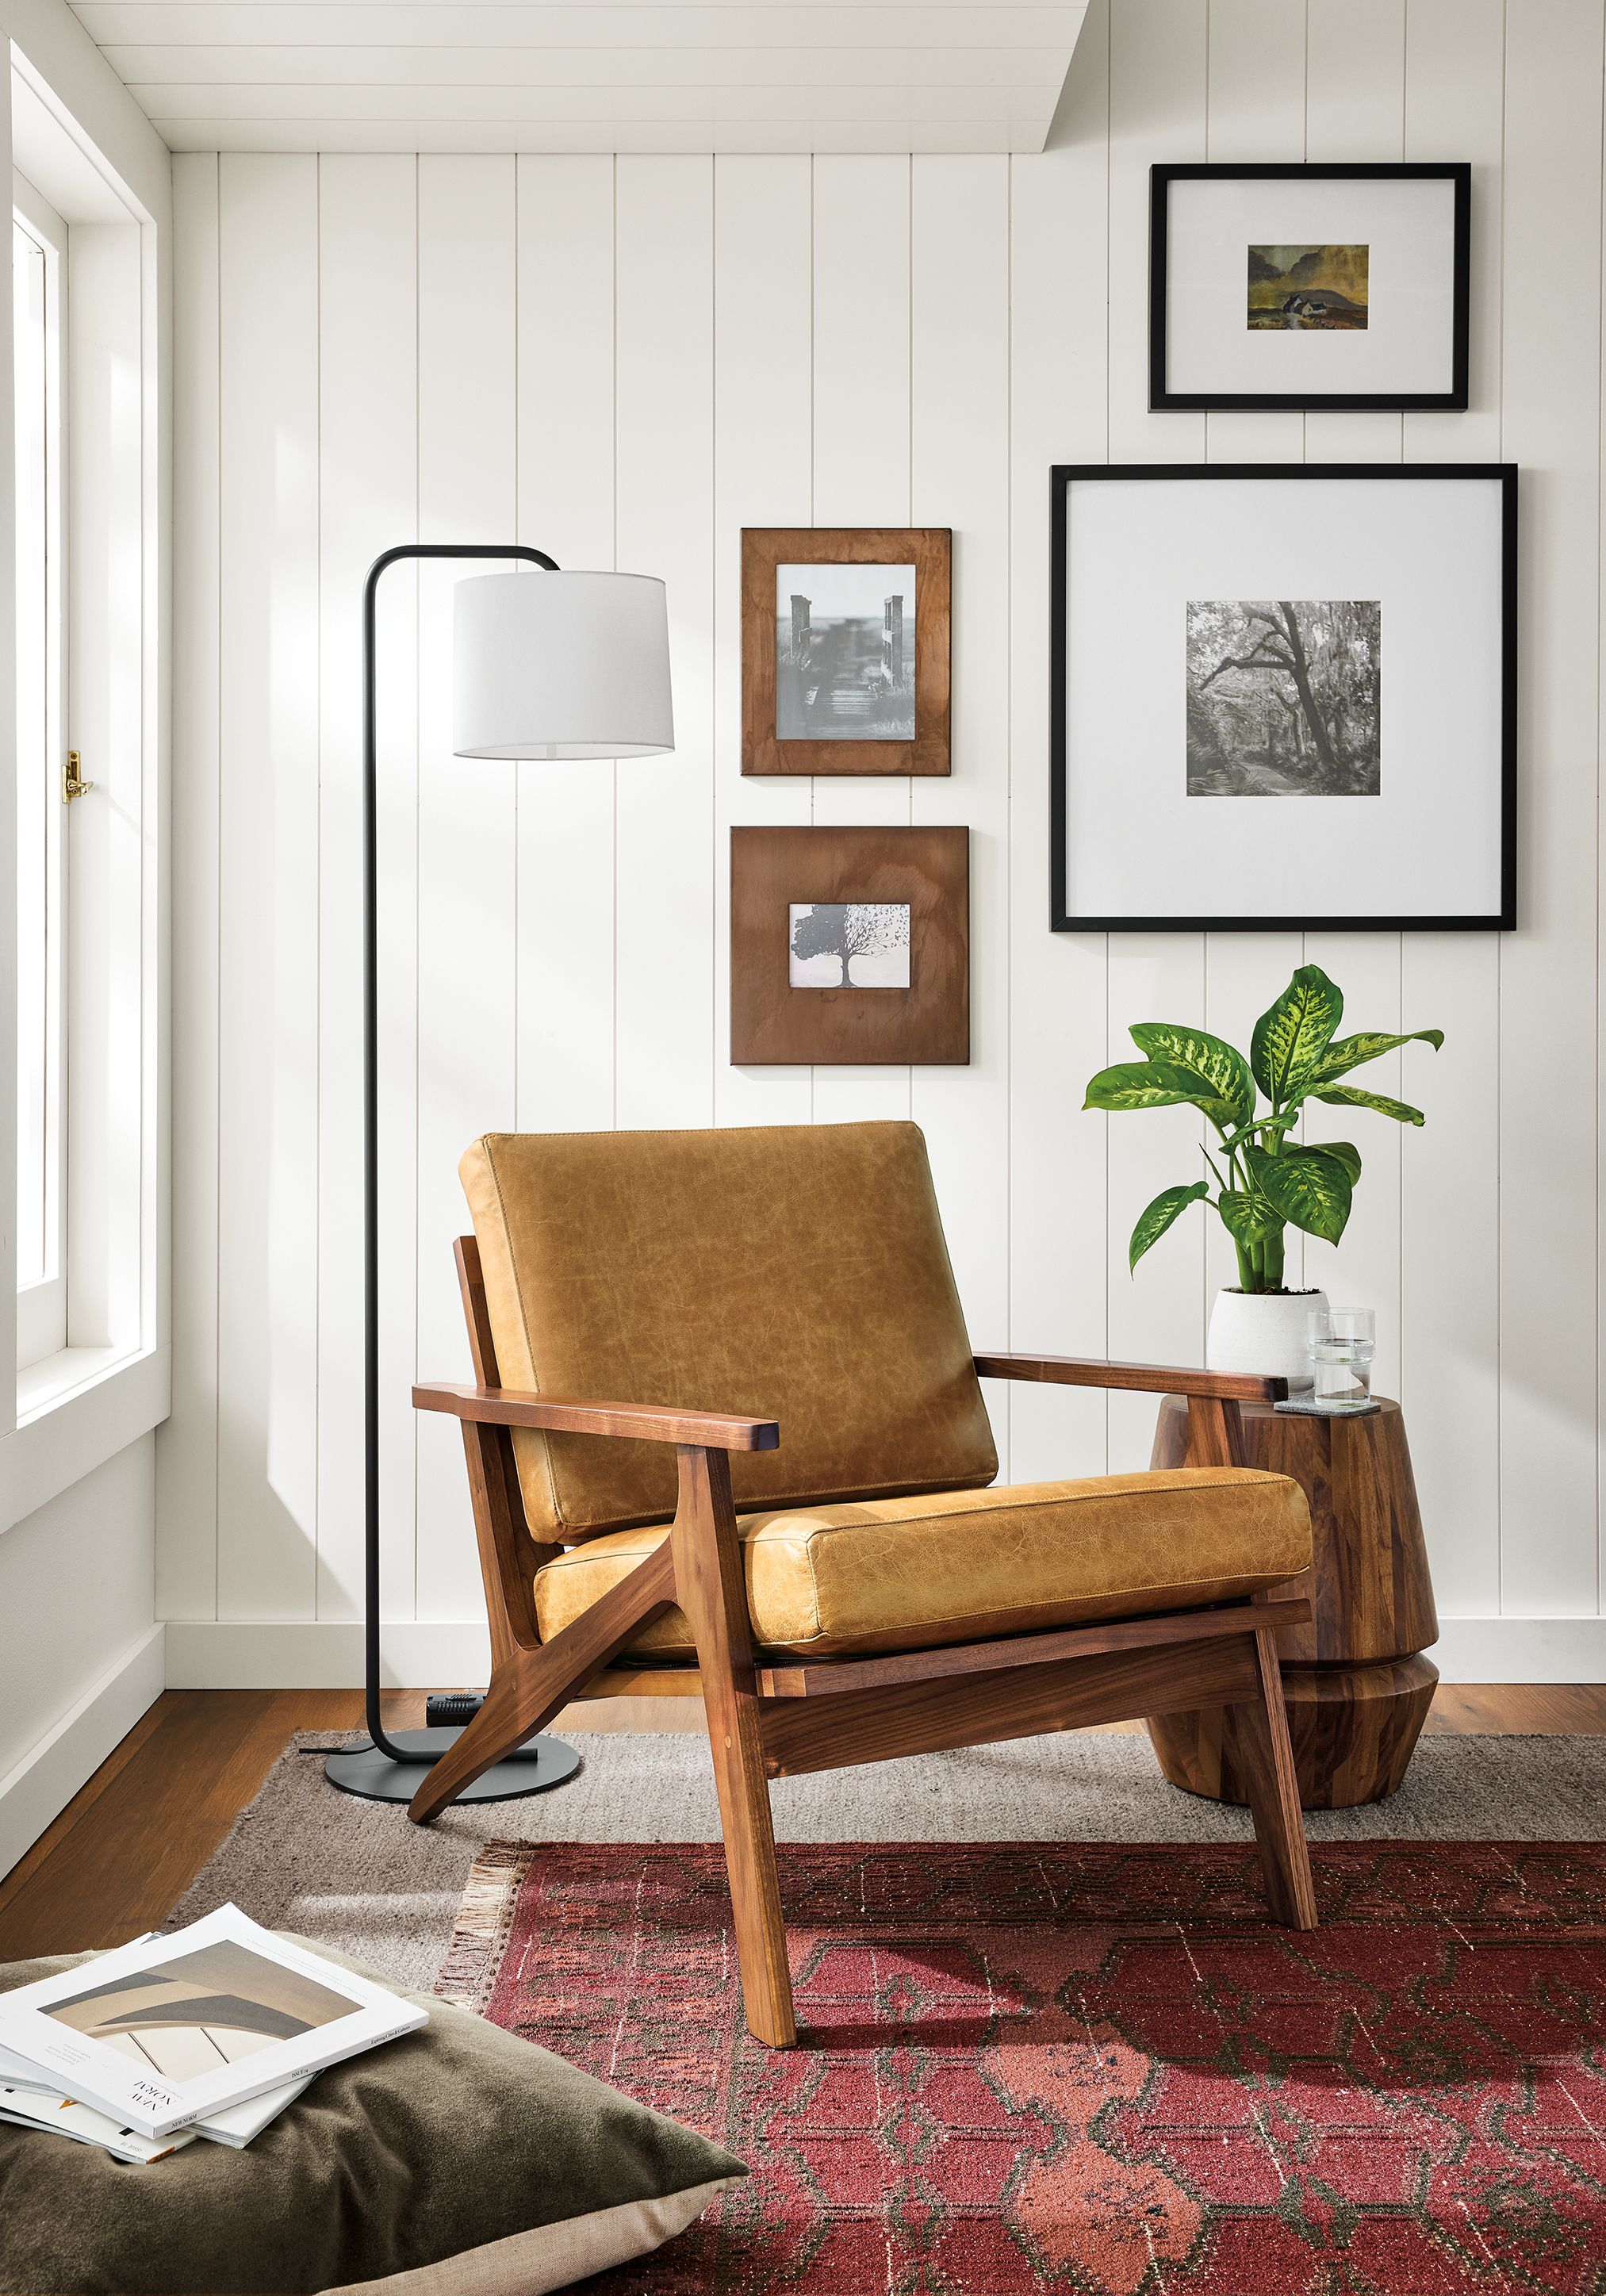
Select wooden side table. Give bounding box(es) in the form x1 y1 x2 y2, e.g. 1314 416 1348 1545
1144 1395 1439 1809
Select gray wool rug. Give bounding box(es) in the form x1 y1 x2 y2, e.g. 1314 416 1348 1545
167 1728 1606 1995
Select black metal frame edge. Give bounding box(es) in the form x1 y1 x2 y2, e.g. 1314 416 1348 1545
1048 462 1518 935
1148 162 1473 412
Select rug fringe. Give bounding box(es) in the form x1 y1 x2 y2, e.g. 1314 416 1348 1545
435 1839 532 2012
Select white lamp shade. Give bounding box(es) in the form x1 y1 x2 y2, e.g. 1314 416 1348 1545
452 569 675 761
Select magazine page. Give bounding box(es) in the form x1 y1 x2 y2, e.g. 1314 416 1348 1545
0 2088 197 2164
0 1904 425 2137
192 2072 311 2147
0 2049 309 2148
0 2040 57 2094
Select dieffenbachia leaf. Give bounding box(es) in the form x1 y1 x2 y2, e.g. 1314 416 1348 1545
1312 1086 1426 1127
1215 1190 1284 1248
1084 1062 1198 1114
1308 1028 1444 1088
1307 1140 1362 1185
1128 1023 1256 1129
1129 1181 1209 1271
1250 965 1343 1106
1245 1143 1352 1244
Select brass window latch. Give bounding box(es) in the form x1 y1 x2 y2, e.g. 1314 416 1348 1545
62 750 93 804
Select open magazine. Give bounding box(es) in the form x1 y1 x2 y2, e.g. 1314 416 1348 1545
0 1904 425 2139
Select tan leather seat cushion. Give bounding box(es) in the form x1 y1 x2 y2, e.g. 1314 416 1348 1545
534 1468 1312 1658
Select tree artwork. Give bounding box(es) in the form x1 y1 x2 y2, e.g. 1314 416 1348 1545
1186 599 1381 798
789 902 910 989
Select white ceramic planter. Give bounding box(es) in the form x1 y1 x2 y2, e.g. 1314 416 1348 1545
1206 1287 1327 1389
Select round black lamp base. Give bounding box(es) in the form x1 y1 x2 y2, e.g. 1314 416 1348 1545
324 1727 582 1804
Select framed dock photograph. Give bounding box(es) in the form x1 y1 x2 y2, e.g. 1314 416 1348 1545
742 528 951 776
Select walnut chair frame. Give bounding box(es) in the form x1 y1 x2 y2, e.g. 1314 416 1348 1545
408 1236 1318 2048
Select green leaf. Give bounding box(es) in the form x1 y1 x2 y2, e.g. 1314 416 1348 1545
1129 1181 1209 1271
1250 966 1344 1106
1084 1062 1197 1114
1128 1022 1256 1128
1313 1085 1426 1127
1308 1028 1444 1087
1215 1190 1284 1248
1245 1144 1352 1244
1308 1140 1363 1185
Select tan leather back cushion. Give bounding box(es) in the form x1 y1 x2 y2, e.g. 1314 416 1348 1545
459 1122 997 1536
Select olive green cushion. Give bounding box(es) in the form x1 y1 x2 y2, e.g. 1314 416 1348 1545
0 1939 745 2295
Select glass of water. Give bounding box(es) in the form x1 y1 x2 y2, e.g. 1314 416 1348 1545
1308 1306 1376 1408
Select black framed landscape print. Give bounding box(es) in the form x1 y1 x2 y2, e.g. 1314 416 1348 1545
1150 163 1470 411
1049 465 1516 933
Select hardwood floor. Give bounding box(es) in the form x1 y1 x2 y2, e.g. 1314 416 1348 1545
0 1683 1601 1963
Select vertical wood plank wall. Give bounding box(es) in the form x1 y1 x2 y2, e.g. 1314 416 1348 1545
160 0 1606 1661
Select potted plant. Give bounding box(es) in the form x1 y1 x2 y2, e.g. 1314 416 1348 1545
1083 964 1443 1381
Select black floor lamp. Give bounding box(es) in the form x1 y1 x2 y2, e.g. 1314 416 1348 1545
326 544 675 1804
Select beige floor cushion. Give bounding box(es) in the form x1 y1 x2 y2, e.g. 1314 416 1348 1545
535 1465 1313 1657
0 1938 743 2296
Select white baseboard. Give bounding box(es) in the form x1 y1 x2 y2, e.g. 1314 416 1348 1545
0 1623 166 1880
163 1620 493 1689
163 1616 1606 1691
159 1621 700 1732
1432 1617 1606 1684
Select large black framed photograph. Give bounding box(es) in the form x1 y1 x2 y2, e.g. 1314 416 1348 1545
1150 163 1470 412
1049 464 1516 933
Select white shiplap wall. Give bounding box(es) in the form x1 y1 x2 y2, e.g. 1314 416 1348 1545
159 0 1606 1685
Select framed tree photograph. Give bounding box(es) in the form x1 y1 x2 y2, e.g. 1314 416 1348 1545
1150 163 1470 411
1049 464 1516 933
730 825 968 1064
741 528 951 776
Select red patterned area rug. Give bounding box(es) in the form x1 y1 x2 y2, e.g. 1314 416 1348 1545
437 1841 1606 2295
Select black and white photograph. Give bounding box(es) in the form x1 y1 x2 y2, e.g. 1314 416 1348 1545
788 902 911 989
775 563 915 740
1051 464 1516 932
1186 600 1381 797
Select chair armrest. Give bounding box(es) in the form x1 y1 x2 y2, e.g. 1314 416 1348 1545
412 1382 780 1451
973 1352 1286 1403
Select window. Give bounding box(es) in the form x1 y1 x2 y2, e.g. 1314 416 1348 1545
13 171 66 1372
2 56 162 1449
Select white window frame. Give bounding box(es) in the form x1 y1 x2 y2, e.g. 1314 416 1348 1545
13 167 67 1374
0 45 169 1531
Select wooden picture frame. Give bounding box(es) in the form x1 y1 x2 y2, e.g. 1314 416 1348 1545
741 528 951 776
730 825 968 1064
1050 462 1517 933
1150 163 1471 412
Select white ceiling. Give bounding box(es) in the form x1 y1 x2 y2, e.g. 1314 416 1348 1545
67 2 1090 156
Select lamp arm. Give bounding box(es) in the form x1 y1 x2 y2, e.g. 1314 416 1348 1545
360 542 558 1767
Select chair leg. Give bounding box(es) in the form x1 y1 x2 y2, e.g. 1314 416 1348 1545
407 1543 676 1823
1231 1627 1319 1931
671 1446 796 2048
405 1659 532 1820
703 1693 795 2048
